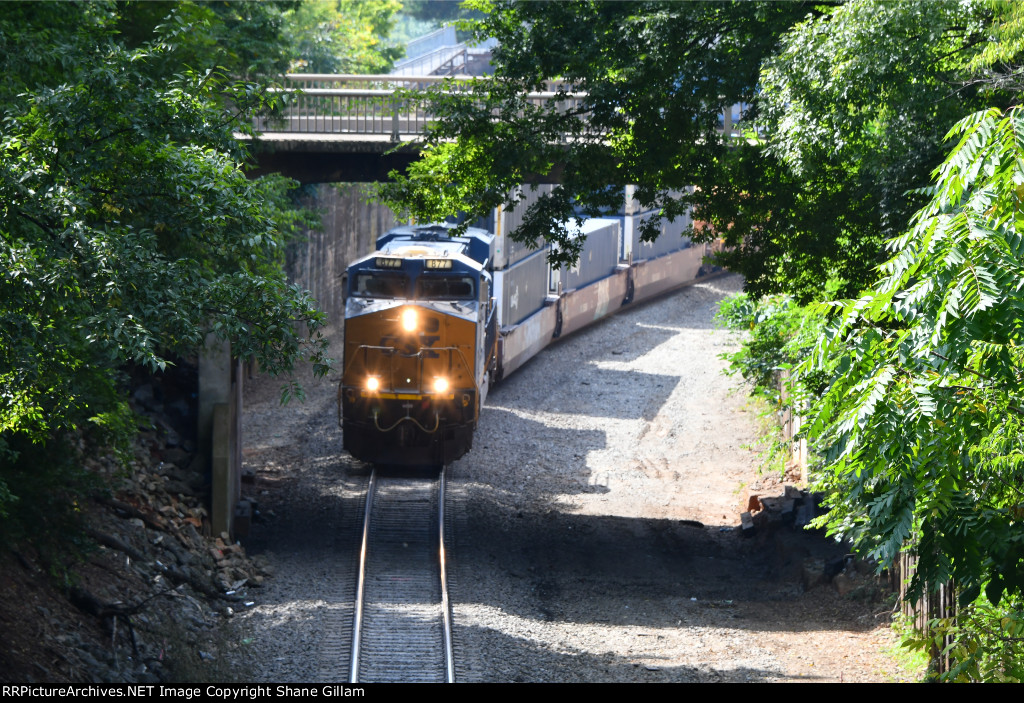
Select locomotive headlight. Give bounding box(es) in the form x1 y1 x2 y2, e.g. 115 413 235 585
433 377 449 394
365 376 381 392
401 307 418 332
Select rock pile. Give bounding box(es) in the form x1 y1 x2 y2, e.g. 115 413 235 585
739 482 886 601
93 444 271 600
3 383 270 684
739 484 817 534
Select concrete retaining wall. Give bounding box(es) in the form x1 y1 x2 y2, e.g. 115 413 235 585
285 184 398 323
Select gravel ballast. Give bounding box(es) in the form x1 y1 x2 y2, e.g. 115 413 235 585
239 273 914 683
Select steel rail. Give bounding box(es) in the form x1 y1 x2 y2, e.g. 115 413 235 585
348 469 376 683
348 469 453 683
439 466 455 683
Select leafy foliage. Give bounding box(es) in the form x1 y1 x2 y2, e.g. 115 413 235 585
716 293 827 402
376 1 1005 299
715 293 830 477
801 107 1024 678
697 0 995 301
283 0 403 74
115 1 296 80
377 0 810 266
923 596 1024 682
967 0 1024 94
0 2 329 541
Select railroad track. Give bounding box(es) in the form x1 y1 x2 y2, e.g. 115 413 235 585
349 468 455 683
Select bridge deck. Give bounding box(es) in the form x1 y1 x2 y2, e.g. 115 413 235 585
246 74 740 183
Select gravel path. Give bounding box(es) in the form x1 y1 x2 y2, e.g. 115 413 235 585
238 273 915 683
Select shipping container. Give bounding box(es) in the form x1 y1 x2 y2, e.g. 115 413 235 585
495 248 551 328
553 218 621 292
471 185 555 269
627 207 693 262
570 185 642 217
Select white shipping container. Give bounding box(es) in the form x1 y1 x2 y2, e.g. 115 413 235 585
492 185 554 269
555 218 621 292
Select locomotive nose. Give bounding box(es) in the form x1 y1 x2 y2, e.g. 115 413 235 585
400 306 418 332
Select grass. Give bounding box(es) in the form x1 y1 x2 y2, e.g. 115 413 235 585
738 395 794 479
882 616 931 683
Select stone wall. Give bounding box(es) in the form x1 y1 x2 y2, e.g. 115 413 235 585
285 183 399 324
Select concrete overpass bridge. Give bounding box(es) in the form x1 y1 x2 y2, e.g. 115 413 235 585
245 73 589 183
246 73 745 182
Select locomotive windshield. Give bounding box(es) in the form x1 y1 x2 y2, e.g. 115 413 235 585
352 272 409 298
416 275 476 300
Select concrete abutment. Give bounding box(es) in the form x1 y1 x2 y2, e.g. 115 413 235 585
201 184 396 537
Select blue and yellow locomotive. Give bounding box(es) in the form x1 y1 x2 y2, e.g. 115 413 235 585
339 224 498 467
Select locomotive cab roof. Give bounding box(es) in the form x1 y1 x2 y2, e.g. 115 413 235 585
375 223 494 270
346 225 494 306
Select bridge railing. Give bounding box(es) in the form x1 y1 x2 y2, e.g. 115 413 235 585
256 75 747 144
256 74 590 141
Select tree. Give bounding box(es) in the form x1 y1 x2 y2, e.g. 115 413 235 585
377 0 812 266
802 107 1024 680
115 0 296 80
698 0 996 301
966 0 1024 95
0 2 328 538
283 0 403 74
397 0 484 43
375 1 1008 302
